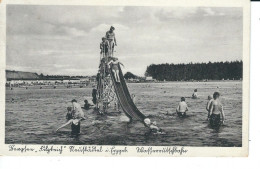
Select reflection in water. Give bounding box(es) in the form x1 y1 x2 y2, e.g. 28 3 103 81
5 82 242 146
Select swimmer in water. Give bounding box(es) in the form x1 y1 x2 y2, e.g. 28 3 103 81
143 118 163 133
56 99 86 134
66 107 73 120
83 99 94 110
206 95 213 120
176 97 189 117
209 92 225 128
56 115 83 134
131 94 136 104
192 89 198 99
71 99 85 119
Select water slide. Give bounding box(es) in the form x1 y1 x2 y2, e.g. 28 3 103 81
109 63 146 122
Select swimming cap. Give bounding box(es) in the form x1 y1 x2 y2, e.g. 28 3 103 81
144 118 151 125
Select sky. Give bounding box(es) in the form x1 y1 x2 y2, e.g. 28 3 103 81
6 5 243 76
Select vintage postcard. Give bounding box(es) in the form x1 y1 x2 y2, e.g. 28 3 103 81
0 0 250 156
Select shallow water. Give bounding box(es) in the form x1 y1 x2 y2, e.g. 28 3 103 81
5 81 242 146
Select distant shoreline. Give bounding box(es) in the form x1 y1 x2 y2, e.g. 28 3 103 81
6 80 242 90
127 80 242 83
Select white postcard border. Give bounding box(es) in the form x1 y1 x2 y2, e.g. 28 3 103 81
0 0 250 157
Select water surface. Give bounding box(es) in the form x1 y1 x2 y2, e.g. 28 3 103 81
5 81 242 146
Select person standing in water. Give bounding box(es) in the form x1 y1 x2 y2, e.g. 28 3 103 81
56 99 86 134
206 95 213 120
209 92 225 128
176 97 189 117
131 94 136 104
71 99 85 119
192 89 198 99
66 107 73 120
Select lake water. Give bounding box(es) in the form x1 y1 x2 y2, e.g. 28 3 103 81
5 81 242 146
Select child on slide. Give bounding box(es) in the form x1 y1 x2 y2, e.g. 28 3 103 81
107 58 124 83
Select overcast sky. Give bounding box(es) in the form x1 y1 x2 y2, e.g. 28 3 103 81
6 5 242 76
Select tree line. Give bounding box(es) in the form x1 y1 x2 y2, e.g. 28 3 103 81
38 73 91 80
124 72 138 79
145 61 242 81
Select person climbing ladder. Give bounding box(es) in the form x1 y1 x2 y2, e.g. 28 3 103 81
100 37 110 57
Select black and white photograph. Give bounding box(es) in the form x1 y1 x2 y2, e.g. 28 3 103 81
0 0 250 156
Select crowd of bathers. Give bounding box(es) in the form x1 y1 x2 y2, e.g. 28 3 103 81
166 89 225 129
56 89 225 135
56 26 225 135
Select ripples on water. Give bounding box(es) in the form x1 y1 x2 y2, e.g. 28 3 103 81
5 82 242 146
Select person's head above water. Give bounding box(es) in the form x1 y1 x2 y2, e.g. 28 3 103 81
71 99 77 103
181 97 185 102
208 95 213 100
67 107 72 112
213 92 220 99
194 89 197 92
144 118 151 125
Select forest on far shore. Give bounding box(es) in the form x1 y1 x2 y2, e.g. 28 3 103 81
145 61 242 81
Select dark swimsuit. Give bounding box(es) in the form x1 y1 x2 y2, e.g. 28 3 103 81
71 121 80 135
66 112 81 135
66 112 73 120
84 104 90 110
177 111 186 118
210 114 221 128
